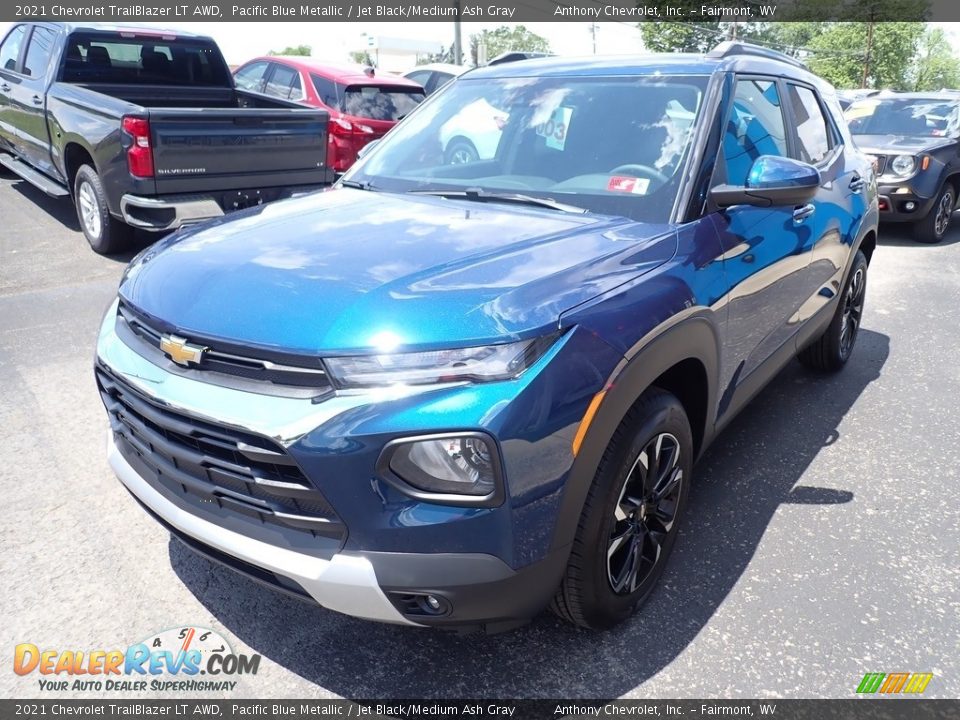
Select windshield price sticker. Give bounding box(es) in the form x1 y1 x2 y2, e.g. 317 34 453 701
536 106 573 151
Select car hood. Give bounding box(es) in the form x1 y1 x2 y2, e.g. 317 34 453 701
853 134 953 154
120 188 676 355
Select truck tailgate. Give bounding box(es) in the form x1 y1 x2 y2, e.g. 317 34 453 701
148 108 332 193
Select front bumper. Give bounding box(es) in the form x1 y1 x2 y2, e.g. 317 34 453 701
107 432 415 625
876 181 936 222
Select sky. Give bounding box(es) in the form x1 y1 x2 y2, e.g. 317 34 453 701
2 21 959 70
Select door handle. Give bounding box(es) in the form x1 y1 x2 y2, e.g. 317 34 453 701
793 204 816 222
0 83 10 92
31 95 43 105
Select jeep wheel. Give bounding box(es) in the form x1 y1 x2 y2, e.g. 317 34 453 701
74 164 132 255
913 183 955 244
798 250 867 372
551 388 692 629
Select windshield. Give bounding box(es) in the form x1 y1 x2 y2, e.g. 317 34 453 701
846 97 960 138
346 75 709 222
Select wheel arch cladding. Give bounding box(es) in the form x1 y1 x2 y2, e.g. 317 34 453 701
550 316 719 552
858 229 876 266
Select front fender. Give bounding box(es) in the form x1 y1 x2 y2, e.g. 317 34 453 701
549 312 721 552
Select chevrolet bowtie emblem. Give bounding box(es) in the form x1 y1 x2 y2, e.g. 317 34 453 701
159 334 207 366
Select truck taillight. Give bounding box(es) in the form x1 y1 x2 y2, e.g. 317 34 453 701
122 116 154 178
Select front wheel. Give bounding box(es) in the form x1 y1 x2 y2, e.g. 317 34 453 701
551 388 692 629
798 250 868 372
74 164 132 255
912 183 955 244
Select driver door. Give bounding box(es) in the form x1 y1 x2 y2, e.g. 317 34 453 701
712 76 815 418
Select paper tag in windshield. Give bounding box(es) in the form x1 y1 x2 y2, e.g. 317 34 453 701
536 106 573 151
607 176 651 194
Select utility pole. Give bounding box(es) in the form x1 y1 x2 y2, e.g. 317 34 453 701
453 0 462 65
590 23 597 54
730 22 738 41
862 20 874 88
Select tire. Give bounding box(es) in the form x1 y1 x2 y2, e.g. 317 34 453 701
912 182 955 244
444 138 479 165
798 250 868 373
551 388 693 629
73 164 132 255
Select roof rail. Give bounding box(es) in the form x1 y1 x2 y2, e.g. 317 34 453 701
707 41 806 69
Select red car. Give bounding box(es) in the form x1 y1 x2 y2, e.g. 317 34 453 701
233 56 425 173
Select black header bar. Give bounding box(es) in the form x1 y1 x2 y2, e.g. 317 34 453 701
1 0 950 23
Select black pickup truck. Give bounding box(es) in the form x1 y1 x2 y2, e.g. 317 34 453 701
0 22 333 253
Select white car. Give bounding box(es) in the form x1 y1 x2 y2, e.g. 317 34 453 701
403 63 467 95
438 97 508 164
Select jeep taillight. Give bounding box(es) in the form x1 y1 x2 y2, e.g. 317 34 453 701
122 116 154 178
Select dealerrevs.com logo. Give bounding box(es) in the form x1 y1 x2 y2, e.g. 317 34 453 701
14 627 260 693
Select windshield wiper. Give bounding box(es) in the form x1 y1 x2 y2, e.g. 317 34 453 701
411 188 587 214
340 179 375 191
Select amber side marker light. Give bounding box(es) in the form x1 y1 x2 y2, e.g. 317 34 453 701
572 389 607 456
921 156 930 171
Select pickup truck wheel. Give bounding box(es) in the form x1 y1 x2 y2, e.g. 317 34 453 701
798 250 867 372
74 165 132 255
551 388 692 629
912 183 955 244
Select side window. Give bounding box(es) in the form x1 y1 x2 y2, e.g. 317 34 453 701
433 72 454 89
264 63 299 99
787 84 832 164
311 74 339 108
722 78 788 186
0 24 27 73
288 70 303 101
23 26 55 78
405 70 430 87
234 61 269 92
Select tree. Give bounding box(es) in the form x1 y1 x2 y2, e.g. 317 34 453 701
640 21 776 54
348 51 375 66
806 22 923 90
469 25 550 65
910 27 960 91
268 45 311 57
419 44 456 66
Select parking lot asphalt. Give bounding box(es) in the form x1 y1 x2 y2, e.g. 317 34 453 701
2 174 958 701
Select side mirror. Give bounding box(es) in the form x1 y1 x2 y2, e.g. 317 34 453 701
356 139 380 161
711 156 821 208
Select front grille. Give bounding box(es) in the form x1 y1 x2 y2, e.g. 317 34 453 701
97 365 343 539
873 155 887 175
117 301 332 391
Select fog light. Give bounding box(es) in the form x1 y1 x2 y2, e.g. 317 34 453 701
390 592 452 617
388 434 496 497
905 201 917 211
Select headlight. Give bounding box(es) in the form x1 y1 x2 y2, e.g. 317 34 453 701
324 336 556 388
382 434 500 502
890 155 916 176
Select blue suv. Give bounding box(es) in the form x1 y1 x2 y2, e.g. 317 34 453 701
95 42 878 631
